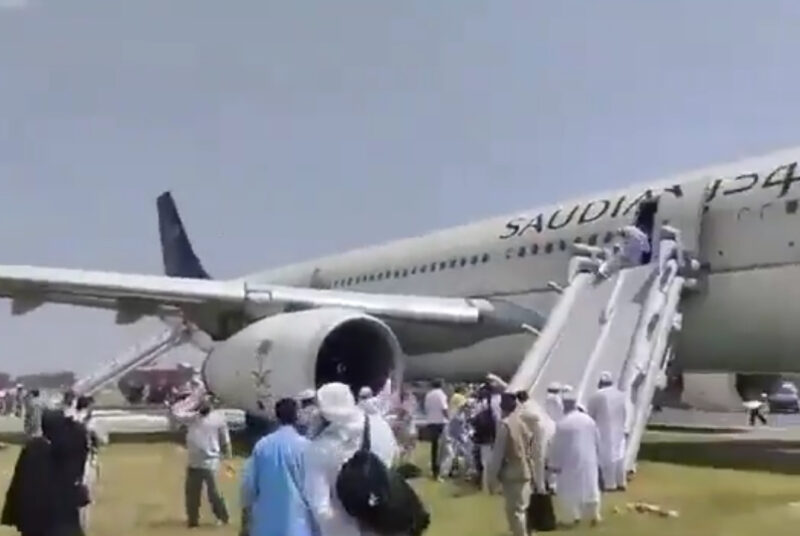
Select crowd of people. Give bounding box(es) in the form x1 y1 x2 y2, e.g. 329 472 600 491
415 372 630 535
1 370 630 536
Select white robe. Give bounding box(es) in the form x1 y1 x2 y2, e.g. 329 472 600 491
548 411 601 506
304 412 399 536
544 394 564 423
587 386 627 468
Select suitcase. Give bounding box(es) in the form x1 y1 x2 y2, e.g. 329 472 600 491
527 489 556 531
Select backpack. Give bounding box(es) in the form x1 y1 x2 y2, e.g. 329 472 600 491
336 415 431 536
471 407 496 445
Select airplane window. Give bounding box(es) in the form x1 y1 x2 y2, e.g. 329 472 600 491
531 244 539 255
332 281 338 288
449 259 457 268
440 261 447 270
411 267 417 275
604 232 614 244
559 240 567 251
574 236 583 244
394 270 400 278
786 199 798 214
377 273 383 280
518 246 526 258
588 234 598 246
347 277 353 285
482 253 490 263
369 274 375 281
421 265 427 273
460 258 467 267
402 269 408 277
385 270 391 279
471 255 479 265
545 242 553 254
430 263 437 272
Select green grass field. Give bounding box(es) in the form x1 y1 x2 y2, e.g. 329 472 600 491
1 434 799 536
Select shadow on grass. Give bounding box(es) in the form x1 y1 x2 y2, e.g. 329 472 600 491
639 438 800 475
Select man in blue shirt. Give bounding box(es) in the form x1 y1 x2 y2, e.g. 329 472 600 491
241 398 316 536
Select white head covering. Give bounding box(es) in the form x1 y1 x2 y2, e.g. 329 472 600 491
317 382 360 425
547 382 562 393
358 386 373 400
561 384 574 394
297 388 316 402
599 371 613 386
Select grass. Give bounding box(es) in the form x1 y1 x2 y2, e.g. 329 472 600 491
1 435 800 536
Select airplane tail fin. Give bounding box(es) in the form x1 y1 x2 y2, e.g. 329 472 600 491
156 192 211 279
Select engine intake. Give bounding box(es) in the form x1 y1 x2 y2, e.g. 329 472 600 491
201 308 400 415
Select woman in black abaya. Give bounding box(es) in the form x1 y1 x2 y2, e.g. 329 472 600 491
2 410 60 536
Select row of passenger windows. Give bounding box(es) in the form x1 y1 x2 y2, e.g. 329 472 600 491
329 230 618 288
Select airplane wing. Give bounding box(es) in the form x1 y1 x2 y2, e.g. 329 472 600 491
0 264 544 329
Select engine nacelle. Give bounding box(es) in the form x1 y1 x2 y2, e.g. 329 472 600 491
201 308 401 416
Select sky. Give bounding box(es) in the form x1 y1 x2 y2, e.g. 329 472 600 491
2 0 800 376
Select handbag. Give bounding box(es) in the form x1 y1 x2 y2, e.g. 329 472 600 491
526 484 556 531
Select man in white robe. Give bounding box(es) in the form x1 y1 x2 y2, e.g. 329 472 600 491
548 393 602 526
544 383 564 423
304 382 398 536
587 371 628 491
598 225 651 278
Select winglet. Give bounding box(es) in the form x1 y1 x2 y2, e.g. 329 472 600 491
156 192 211 279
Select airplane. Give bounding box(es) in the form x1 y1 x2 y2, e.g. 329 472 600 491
2 145 800 418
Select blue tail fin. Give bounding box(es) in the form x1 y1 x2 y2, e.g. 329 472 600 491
156 192 211 279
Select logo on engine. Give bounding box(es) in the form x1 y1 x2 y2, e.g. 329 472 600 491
252 340 273 390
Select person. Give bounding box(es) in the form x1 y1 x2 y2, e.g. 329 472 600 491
745 393 769 426
544 383 564 423
390 386 419 464
515 391 550 493
449 385 467 414
61 390 77 419
304 382 398 536
13 385 24 418
240 398 316 536
548 394 601 527
74 395 104 532
423 379 449 479
172 397 232 528
43 408 90 535
438 400 474 480
471 385 497 492
357 386 380 415
2 410 60 536
22 389 44 439
374 377 393 416
297 389 322 438
587 372 628 491
597 225 651 278
487 393 535 536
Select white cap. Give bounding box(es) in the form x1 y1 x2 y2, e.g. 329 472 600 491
547 382 562 393
561 384 573 393
317 383 360 425
562 391 577 403
358 386 373 399
599 371 613 385
297 388 316 401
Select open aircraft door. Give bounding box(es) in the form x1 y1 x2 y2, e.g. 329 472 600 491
651 179 709 258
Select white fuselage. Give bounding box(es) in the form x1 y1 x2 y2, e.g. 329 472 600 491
242 147 800 379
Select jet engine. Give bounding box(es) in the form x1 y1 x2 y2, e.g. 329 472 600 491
201 308 401 415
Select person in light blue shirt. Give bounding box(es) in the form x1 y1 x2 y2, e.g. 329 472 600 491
241 398 316 536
